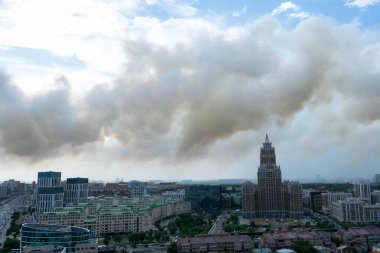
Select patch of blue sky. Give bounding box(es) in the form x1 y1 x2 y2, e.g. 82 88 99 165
139 0 380 28
0 46 85 69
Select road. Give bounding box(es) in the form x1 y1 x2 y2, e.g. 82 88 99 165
0 193 32 245
208 211 229 234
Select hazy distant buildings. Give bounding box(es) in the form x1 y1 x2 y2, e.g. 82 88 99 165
36 171 64 213
242 135 303 218
64 177 89 205
375 174 380 184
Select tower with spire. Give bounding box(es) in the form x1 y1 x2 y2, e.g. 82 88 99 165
242 134 303 218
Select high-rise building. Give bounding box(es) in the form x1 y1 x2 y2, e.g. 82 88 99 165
372 190 380 204
353 181 371 203
332 198 364 223
242 135 303 218
242 182 255 217
36 171 64 213
310 191 323 211
65 178 89 205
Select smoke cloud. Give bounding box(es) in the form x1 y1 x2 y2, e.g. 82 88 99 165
1 16 380 162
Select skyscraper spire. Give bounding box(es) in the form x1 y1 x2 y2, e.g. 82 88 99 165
265 133 269 143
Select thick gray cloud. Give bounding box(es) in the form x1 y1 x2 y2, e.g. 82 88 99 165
1 16 380 166
0 73 100 160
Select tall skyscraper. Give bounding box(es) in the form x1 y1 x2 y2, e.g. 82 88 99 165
36 171 64 213
242 135 303 218
256 134 287 217
64 177 89 205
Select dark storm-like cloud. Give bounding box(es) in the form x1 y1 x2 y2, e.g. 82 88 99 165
0 72 100 160
1 16 380 161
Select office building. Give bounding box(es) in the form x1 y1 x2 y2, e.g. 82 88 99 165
185 185 221 212
36 171 64 213
20 223 92 253
65 178 89 205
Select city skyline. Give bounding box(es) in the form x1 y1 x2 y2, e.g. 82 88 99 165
1 1 380 182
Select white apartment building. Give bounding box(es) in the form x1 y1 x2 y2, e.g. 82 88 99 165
364 203 380 223
38 196 191 237
372 190 380 204
161 189 185 200
332 198 364 223
322 192 352 213
353 181 371 203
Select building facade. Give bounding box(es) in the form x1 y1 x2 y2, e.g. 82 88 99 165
352 181 371 203
332 198 364 223
242 135 303 218
36 171 64 213
321 192 352 214
37 196 191 237
20 223 91 253
65 178 89 205
310 191 323 212
177 234 252 253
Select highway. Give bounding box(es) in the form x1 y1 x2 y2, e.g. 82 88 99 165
0 193 31 245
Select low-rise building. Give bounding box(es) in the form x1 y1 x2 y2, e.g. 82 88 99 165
20 224 93 253
177 234 252 253
337 227 380 250
260 231 333 250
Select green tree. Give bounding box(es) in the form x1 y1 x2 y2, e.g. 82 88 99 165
4 238 20 249
167 242 178 253
331 236 341 247
292 239 317 253
168 221 177 234
114 235 123 243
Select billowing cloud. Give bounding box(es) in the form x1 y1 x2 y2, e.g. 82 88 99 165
345 0 380 8
83 16 380 160
0 72 100 160
1 13 380 182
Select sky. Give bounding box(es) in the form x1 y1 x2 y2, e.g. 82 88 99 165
0 0 380 183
